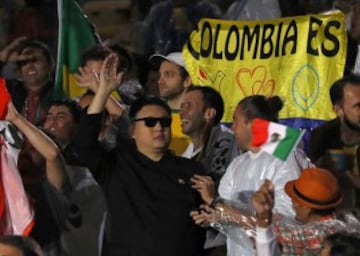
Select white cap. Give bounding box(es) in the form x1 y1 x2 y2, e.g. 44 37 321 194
149 52 186 70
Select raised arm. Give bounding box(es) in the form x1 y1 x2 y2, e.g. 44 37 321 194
75 56 124 117
87 53 123 114
73 54 124 178
0 37 28 64
5 101 66 190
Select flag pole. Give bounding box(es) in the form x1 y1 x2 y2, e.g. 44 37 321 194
55 0 63 99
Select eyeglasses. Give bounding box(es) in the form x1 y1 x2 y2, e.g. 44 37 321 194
133 117 172 127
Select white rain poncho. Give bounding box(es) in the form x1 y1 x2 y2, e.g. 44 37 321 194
206 206 360 256
217 148 313 256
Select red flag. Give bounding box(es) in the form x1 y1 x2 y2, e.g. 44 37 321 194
0 123 34 235
0 78 11 120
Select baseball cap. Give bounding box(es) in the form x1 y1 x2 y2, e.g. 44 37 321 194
149 52 186 70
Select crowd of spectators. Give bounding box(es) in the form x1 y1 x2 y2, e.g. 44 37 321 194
0 1 359 256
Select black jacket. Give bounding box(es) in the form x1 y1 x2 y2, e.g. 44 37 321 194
75 113 206 256
309 118 343 162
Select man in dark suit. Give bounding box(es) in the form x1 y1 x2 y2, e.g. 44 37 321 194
75 53 206 256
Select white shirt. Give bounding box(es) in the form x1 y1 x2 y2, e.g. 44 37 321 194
182 143 203 159
256 225 279 256
182 125 239 180
218 148 313 256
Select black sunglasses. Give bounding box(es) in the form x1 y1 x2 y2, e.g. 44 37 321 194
133 117 172 127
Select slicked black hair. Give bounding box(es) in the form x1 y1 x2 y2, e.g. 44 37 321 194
129 96 171 120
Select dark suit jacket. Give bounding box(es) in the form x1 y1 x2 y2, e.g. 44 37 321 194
75 113 206 256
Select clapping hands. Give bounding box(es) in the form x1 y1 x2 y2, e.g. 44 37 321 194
74 65 100 92
75 53 124 95
98 53 124 94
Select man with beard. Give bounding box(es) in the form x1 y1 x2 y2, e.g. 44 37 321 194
149 52 192 155
181 86 239 254
180 86 239 182
310 74 360 208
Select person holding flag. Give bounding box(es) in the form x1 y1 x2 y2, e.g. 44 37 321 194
0 78 34 237
252 168 360 255
190 95 313 256
0 78 68 254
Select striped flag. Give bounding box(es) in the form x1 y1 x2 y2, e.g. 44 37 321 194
55 0 100 99
0 79 34 235
0 122 34 236
251 118 304 161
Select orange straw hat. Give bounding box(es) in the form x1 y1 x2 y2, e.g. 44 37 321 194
285 168 342 210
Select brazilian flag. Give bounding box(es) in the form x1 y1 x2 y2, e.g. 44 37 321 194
55 0 100 99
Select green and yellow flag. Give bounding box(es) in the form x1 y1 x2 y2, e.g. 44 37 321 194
55 0 100 99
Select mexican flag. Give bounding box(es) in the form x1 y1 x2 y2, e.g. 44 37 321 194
55 0 100 99
251 118 304 161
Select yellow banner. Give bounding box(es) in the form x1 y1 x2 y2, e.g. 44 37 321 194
183 12 347 122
